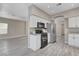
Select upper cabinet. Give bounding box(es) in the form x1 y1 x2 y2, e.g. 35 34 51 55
30 16 37 27
30 15 50 28
68 16 79 28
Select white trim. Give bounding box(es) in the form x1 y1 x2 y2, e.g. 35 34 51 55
0 35 27 39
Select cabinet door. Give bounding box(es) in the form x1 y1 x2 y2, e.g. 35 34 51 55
29 35 41 51
76 17 79 27
68 16 79 28
68 17 76 27
74 35 79 47
68 34 79 47
36 35 41 49
29 35 36 49
68 36 74 46
30 16 37 27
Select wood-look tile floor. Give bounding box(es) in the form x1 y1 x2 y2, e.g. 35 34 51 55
0 37 79 56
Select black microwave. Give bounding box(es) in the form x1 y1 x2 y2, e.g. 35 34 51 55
37 22 45 28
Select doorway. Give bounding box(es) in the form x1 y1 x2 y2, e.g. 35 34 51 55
55 17 65 43
60 23 65 43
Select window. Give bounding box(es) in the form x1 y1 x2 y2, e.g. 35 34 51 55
0 23 8 34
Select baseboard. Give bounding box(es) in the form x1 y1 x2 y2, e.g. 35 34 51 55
0 35 27 40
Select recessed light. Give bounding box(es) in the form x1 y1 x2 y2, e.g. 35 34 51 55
48 5 50 8
72 4 74 7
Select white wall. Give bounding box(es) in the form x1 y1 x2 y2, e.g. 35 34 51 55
31 5 51 20
0 3 30 21
0 3 30 39
0 17 26 39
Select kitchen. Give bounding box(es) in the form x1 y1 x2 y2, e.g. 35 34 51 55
28 15 56 51
1 3 79 56
28 3 79 52
27 5 57 51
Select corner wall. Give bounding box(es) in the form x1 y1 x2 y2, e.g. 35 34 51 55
0 17 26 39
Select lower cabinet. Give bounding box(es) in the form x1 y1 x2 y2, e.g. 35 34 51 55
68 34 79 47
29 35 41 51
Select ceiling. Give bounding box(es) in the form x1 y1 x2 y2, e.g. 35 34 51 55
0 3 31 19
0 3 79 18
8 3 31 19
34 3 79 15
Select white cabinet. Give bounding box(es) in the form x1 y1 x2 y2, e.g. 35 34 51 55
68 34 79 47
73 35 79 47
30 16 37 27
68 16 79 28
69 17 76 27
29 35 41 51
30 15 50 28
76 17 79 27
68 34 75 46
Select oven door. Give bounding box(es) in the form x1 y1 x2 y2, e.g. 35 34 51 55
40 33 48 48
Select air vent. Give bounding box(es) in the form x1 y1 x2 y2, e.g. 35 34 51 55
54 15 64 18
56 3 62 6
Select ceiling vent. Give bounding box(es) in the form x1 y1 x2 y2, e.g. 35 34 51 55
56 3 62 6
54 15 64 18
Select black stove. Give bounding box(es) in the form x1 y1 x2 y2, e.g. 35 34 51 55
40 33 48 49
